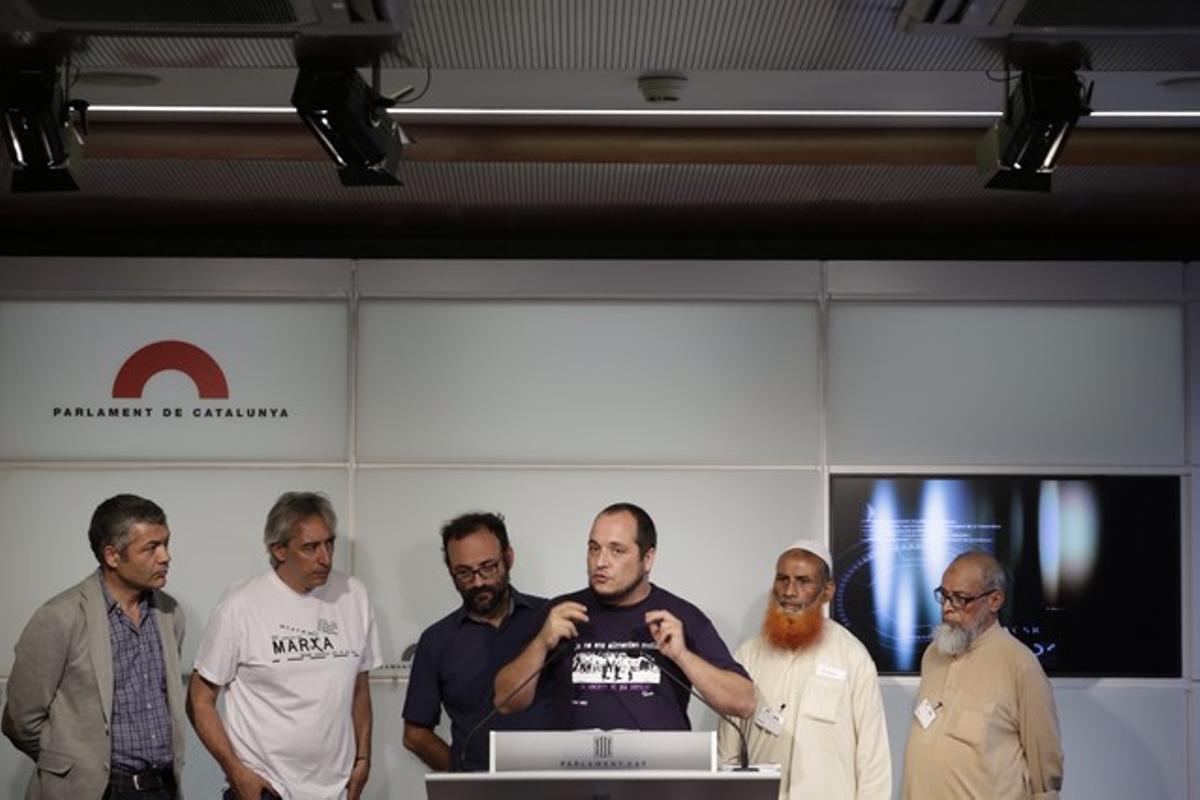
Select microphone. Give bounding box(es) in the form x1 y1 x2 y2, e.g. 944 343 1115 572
456 638 572 772
638 647 757 772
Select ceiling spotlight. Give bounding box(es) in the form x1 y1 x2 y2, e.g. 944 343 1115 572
1 64 87 192
638 74 688 103
292 66 411 187
977 67 1093 192
75 71 162 88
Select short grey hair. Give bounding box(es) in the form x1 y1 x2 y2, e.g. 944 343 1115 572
264 491 337 567
951 550 1008 596
979 556 1008 595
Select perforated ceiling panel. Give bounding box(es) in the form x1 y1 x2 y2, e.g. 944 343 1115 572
402 0 989 71
65 0 1200 72
68 0 1000 71
76 35 297 68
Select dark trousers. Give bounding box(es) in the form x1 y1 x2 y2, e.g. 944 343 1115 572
222 791 277 800
104 789 176 800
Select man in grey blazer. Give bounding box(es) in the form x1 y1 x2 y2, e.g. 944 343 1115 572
2 494 187 800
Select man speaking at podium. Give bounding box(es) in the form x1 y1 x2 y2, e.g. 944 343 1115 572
494 502 755 730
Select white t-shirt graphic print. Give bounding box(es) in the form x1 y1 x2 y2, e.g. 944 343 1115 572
571 644 661 688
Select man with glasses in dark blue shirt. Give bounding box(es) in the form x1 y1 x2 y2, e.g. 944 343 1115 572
402 512 549 772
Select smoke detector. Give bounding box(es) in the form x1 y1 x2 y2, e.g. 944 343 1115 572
637 74 687 103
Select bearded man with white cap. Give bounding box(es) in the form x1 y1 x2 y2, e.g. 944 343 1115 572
718 540 891 800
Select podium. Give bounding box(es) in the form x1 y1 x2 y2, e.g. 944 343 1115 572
425 731 780 800
426 770 780 800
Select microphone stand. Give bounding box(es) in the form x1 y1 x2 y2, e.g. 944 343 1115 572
456 640 571 772
639 647 757 772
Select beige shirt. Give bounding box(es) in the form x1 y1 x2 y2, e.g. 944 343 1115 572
902 623 1064 800
718 621 892 800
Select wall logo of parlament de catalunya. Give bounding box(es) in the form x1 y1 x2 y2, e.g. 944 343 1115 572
52 339 290 421
112 339 229 399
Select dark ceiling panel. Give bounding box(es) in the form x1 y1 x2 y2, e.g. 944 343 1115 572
2 159 1194 230
1082 37 1200 71
1016 0 1200 28
28 0 306 26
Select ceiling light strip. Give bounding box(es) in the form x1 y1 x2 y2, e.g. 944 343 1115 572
87 104 997 118
84 105 1200 120
1091 111 1200 118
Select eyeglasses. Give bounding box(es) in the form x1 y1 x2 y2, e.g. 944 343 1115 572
933 587 997 610
450 559 502 586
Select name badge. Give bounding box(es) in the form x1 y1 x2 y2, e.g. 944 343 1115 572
754 706 785 736
815 663 847 681
914 697 939 730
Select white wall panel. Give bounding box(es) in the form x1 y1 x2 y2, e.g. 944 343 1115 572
0 468 348 673
828 304 1185 465
1191 683 1199 800
180 718 229 800
357 259 821 299
362 680 450 800
0 257 351 297
354 467 822 667
881 680 919 798
0 301 348 461
1053 684 1190 800
1192 468 1199 682
828 261 1183 300
1190 303 1200 469
357 301 820 464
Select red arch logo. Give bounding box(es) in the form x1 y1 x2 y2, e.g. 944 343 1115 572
112 340 229 399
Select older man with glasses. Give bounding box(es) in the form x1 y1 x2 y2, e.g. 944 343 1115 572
902 550 1064 800
402 512 549 772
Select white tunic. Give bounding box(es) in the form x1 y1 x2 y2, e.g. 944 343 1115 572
718 621 892 800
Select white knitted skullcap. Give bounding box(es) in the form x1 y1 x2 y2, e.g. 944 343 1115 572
781 539 833 579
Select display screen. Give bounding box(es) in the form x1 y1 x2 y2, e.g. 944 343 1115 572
830 475 1181 677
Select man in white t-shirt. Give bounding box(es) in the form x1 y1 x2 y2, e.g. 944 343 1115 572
187 492 381 800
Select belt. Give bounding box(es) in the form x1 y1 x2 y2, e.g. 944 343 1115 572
109 767 176 793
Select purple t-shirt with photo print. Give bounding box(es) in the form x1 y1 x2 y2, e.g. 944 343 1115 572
527 584 748 730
